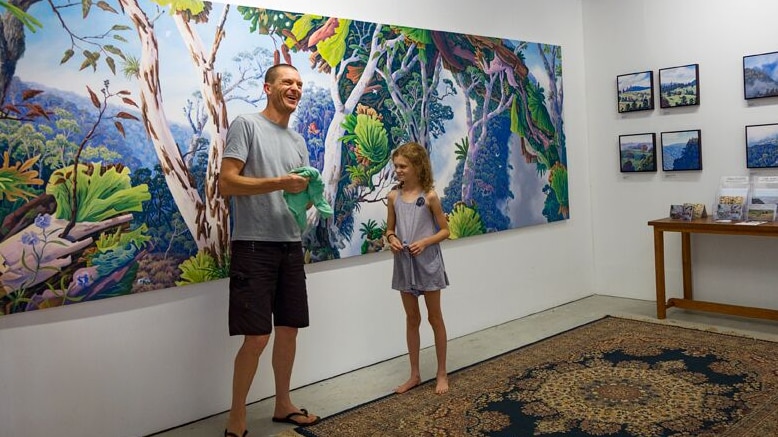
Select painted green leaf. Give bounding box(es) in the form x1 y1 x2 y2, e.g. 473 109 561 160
81 0 92 18
454 137 469 161
527 81 554 135
105 57 116 74
176 251 219 286
509 98 527 138
353 114 389 164
149 0 204 15
340 113 358 134
96 224 149 253
103 45 125 60
285 14 321 49
511 93 551 170
60 49 75 64
549 162 568 208
0 0 43 32
317 18 351 68
46 162 151 222
394 26 431 62
0 152 44 202
392 26 432 44
448 204 485 239
345 164 367 186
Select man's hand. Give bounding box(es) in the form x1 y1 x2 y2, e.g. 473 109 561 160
283 173 309 194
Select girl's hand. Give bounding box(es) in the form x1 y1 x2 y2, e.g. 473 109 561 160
386 234 404 253
407 240 427 256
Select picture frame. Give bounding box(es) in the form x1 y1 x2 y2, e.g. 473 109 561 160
661 129 702 171
618 133 657 172
617 71 654 113
743 51 778 100
751 175 778 205
716 203 744 221
669 204 685 220
745 123 778 169
747 204 776 222
669 204 694 221
659 64 699 108
685 203 707 219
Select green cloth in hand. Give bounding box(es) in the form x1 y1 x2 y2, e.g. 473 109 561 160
283 166 334 231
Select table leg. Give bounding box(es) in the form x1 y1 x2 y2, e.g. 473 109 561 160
681 232 693 300
653 228 666 319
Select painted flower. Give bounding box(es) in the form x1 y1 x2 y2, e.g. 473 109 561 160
21 231 40 246
416 196 426 207
34 213 51 230
77 274 90 287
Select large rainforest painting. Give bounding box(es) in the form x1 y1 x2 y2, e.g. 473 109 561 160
0 0 567 316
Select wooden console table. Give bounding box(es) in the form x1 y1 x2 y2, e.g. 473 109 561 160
648 217 778 321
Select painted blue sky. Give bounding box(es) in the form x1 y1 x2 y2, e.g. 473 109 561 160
20 2 315 125
745 52 778 79
21 1 553 131
620 134 654 148
660 65 696 83
618 71 651 91
747 124 778 145
662 131 697 146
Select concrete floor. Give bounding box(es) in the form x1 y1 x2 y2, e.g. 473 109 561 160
150 295 778 437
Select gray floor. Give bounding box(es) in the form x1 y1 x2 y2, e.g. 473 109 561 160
152 295 778 437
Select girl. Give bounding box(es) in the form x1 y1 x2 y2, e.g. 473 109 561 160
384 142 451 395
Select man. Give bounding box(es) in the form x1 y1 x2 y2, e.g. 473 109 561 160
219 64 320 437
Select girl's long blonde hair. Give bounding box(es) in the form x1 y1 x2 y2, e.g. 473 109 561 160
392 142 434 192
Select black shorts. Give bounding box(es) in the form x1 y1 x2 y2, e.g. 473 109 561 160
228 240 309 336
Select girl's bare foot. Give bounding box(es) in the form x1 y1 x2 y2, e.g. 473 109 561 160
435 375 449 394
395 376 421 394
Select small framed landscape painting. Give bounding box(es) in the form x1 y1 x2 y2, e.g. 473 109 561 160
743 51 778 100
659 64 699 108
617 71 654 113
746 123 778 169
661 129 702 171
619 133 657 172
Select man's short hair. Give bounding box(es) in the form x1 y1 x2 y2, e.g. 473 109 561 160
265 64 299 84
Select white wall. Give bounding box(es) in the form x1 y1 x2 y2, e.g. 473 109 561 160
585 0 778 309
0 1 593 436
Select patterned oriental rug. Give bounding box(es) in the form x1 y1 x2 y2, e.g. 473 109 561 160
284 316 778 437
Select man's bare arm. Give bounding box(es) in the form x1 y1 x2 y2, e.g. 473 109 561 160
219 157 308 196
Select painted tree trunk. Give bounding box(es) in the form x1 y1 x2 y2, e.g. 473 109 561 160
0 0 39 105
119 0 208 252
460 72 514 205
320 25 384 208
377 41 439 147
173 12 230 261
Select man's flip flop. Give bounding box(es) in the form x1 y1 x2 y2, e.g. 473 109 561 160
224 430 247 437
271 408 321 427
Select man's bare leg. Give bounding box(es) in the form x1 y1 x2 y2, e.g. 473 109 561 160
272 326 319 424
226 335 269 435
396 292 422 394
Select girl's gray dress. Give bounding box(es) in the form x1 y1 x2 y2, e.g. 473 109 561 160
391 190 449 294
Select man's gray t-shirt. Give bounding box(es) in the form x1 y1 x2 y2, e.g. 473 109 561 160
223 113 310 242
